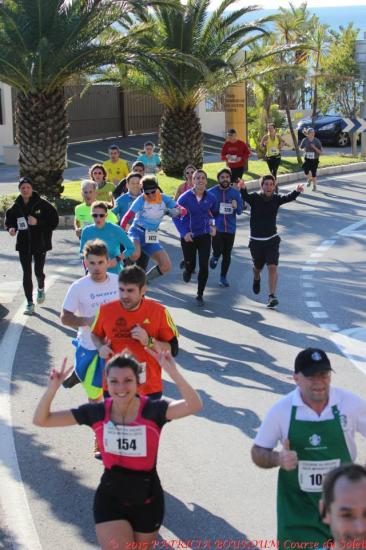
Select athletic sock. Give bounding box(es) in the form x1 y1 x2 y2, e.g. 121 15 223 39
146 265 163 282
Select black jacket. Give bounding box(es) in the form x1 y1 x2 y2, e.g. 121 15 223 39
5 191 59 254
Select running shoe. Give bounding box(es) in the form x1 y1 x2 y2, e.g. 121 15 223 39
267 294 279 308
253 276 261 295
182 270 192 283
37 288 45 304
94 437 102 460
209 256 218 269
24 302 35 315
219 276 230 287
62 370 80 389
196 294 205 307
307 180 311 187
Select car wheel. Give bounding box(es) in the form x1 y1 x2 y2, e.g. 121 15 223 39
336 132 350 147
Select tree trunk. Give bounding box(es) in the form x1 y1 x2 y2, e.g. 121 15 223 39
351 132 358 156
16 89 68 198
159 107 203 177
283 97 302 164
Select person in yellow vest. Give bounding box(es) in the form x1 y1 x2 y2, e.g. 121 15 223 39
74 180 117 239
260 123 285 188
89 164 115 202
103 145 129 186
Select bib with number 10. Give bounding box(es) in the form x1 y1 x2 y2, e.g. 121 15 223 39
145 230 159 243
298 458 340 492
103 422 147 457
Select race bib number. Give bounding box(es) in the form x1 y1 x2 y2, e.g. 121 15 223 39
17 217 28 230
103 422 147 457
145 230 159 243
228 155 237 162
219 202 233 215
270 147 279 155
298 459 340 492
305 152 315 159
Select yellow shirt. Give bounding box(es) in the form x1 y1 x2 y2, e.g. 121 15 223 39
103 159 129 182
95 182 115 202
265 135 281 157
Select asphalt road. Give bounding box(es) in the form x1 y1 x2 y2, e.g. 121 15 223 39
1 171 366 549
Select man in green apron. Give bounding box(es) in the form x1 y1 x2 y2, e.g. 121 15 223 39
251 348 366 548
321 463 366 549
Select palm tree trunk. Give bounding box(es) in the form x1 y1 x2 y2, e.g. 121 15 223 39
283 97 302 165
159 107 203 177
16 89 68 198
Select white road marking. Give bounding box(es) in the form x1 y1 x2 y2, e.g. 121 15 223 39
302 266 316 271
305 260 318 265
310 253 323 258
301 274 313 279
331 328 366 376
305 292 317 297
306 301 322 308
75 153 104 163
96 150 109 157
302 283 314 288
320 324 340 331
67 159 87 168
311 311 328 319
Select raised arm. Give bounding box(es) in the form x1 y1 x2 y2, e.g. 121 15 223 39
33 359 78 427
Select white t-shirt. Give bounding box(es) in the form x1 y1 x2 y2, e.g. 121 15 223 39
254 386 366 461
62 274 119 350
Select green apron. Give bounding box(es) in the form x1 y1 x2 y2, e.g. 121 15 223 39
277 404 351 548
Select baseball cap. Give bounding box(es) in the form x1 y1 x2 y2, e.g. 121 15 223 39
18 176 33 188
227 128 237 135
294 348 333 377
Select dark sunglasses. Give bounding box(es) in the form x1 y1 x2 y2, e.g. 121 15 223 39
92 213 106 218
145 189 157 195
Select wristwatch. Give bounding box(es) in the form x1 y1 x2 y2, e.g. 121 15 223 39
147 336 155 349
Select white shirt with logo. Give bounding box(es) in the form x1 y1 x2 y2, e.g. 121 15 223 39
254 386 366 461
62 274 119 349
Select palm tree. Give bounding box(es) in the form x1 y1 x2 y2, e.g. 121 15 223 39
115 0 273 176
308 23 330 124
0 0 162 197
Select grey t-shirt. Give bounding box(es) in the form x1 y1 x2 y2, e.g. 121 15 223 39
300 137 322 159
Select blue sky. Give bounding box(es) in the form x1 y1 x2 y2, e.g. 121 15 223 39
209 0 366 8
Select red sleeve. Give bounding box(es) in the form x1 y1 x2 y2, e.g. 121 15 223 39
121 209 135 230
157 307 179 342
91 307 106 339
221 142 228 161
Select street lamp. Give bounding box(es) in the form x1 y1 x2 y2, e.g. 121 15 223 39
356 32 366 155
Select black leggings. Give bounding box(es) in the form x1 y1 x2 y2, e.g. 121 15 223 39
212 232 236 276
181 233 211 296
266 156 281 179
18 251 46 303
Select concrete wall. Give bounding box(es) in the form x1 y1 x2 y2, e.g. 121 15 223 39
0 83 14 158
197 100 225 137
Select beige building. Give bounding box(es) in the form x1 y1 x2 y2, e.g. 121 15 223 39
0 82 16 163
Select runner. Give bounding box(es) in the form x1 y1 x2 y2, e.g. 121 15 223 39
321 464 366 549
208 168 243 287
174 169 218 306
5 177 59 315
260 124 285 185
136 141 161 175
121 176 182 283
174 164 196 200
112 173 143 223
239 174 304 308
91 265 179 400
33 349 202 550
75 180 117 240
103 145 129 186
251 348 366 549
113 161 145 200
221 128 252 183
89 164 115 202
300 128 322 191
61 239 119 400
80 201 135 274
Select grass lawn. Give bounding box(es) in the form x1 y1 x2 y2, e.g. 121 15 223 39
63 154 362 200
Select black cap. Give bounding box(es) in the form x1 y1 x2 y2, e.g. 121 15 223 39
142 177 158 192
227 128 236 135
294 348 333 377
18 176 33 189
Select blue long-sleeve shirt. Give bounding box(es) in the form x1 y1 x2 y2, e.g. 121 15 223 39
112 192 140 222
80 222 135 274
175 189 218 238
208 185 243 234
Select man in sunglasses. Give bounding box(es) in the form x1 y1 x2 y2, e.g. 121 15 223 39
79 201 135 274
121 177 183 283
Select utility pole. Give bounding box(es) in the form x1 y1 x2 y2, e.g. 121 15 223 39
356 32 366 156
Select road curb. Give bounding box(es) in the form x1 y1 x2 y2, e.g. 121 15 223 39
1 162 366 229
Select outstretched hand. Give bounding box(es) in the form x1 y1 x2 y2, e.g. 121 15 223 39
48 358 74 391
296 183 305 193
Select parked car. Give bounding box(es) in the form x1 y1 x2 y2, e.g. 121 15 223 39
297 114 350 147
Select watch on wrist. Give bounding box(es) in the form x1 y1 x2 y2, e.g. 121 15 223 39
147 336 155 349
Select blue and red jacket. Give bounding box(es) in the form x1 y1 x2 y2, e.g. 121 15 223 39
208 185 243 234
174 189 218 238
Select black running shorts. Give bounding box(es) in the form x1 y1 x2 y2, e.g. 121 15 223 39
303 158 319 177
93 470 164 532
249 236 281 270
